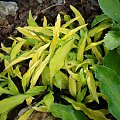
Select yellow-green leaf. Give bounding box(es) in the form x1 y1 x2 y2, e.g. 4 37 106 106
29 43 50 67
0 86 12 95
41 66 50 86
62 16 80 28
70 5 85 26
62 24 87 41
24 26 53 36
88 24 110 37
16 27 41 40
0 112 8 120
84 65 99 103
5 51 34 71
43 16 47 27
22 60 40 92
30 53 51 88
8 74 19 95
49 40 74 87
72 102 109 120
69 76 77 97
27 10 38 27
10 40 26 60
77 32 87 62
54 70 69 89
50 14 61 53
0 94 30 114
18 109 34 120
1 43 11 54
32 106 47 112
85 40 103 51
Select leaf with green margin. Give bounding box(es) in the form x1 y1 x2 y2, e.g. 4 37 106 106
98 0 120 23
104 31 120 50
95 65 120 120
50 103 89 120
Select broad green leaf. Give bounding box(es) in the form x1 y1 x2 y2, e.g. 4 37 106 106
103 50 120 77
10 40 26 60
69 76 77 97
27 11 38 27
98 0 120 23
50 14 61 53
50 103 89 120
49 40 74 86
8 74 19 95
0 94 30 114
95 65 120 120
30 53 51 88
104 31 120 50
91 14 110 27
0 86 12 95
26 86 47 95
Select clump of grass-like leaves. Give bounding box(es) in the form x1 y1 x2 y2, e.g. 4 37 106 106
0 5 111 120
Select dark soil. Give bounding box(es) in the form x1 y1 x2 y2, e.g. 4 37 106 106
0 0 100 46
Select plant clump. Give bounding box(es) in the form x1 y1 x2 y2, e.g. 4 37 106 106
0 2 119 120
